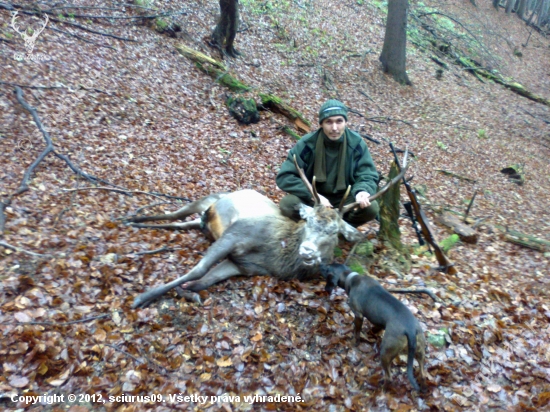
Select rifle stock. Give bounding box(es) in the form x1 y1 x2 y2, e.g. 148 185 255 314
406 187 458 275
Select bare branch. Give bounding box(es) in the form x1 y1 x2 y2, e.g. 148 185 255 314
0 241 52 258
342 149 409 214
3 313 111 326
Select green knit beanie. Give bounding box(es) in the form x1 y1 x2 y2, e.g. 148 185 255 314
318 99 348 124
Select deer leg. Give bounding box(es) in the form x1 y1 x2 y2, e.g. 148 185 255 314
127 193 227 223
131 218 201 230
183 259 242 292
132 234 237 308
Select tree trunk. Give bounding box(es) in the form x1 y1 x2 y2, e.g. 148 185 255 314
379 0 411 85
517 0 529 19
493 0 501 10
537 0 549 25
506 0 516 13
527 0 543 24
211 0 240 58
378 162 404 251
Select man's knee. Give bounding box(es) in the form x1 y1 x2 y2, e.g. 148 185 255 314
279 194 304 221
344 200 379 227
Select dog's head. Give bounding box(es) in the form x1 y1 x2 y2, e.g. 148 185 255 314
320 263 352 293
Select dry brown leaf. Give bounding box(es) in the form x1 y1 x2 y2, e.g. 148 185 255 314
9 375 29 388
216 357 233 367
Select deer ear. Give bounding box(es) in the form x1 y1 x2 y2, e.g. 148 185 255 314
339 221 363 242
298 204 314 220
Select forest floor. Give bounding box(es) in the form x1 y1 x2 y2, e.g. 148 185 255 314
1 0 549 411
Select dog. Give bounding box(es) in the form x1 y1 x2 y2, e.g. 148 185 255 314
321 263 427 391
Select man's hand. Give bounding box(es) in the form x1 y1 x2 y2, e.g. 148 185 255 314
355 191 371 208
318 194 333 208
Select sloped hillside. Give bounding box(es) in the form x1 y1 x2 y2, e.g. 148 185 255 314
1 0 549 410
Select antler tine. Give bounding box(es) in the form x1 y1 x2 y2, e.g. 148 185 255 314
338 185 352 215
35 14 49 37
341 148 409 214
311 176 321 205
12 14 22 35
293 154 320 206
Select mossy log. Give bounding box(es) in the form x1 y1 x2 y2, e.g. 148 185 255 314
455 57 550 107
495 226 550 252
175 44 250 92
175 44 312 128
226 96 259 124
378 161 405 252
282 125 302 140
437 212 478 244
259 93 311 133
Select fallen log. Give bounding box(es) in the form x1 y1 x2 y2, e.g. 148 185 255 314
437 212 478 244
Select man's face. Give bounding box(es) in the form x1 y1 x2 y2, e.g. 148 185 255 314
321 116 346 141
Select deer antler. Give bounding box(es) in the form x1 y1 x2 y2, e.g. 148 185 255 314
293 154 320 205
11 12 24 37
32 14 49 40
338 185 352 215
341 148 409 214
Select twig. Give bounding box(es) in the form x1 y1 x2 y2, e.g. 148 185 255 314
133 246 180 256
105 343 145 365
463 190 478 222
135 201 175 216
422 119 475 131
358 89 375 103
0 200 9 235
0 241 52 258
520 107 550 124
365 116 414 127
13 86 106 193
50 10 187 20
436 169 476 183
360 133 381 145
62 186 191 201
148 95 190 118
47 6 125 12
344 242 360 265
54 179 80 227
137 346 169 374
1 81 67 90
4 313 111 326
48 26 116 50
348 108 364 118
49 17 138 42
386 288 439 302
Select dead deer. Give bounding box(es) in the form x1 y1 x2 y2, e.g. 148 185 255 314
126 153 408 308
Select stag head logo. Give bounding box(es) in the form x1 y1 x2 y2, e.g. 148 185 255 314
11 12 49 57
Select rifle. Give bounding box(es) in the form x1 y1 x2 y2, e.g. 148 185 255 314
390 143 458 275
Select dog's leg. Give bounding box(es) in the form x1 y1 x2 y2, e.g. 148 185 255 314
416 330 427 390
379 333 404 389
352 312 363 346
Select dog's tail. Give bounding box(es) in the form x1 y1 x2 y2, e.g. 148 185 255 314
405 329 420 391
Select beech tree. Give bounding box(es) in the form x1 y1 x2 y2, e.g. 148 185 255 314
211 0 240 58
379 0 411 85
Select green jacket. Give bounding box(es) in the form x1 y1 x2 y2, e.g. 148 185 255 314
276 128 379 205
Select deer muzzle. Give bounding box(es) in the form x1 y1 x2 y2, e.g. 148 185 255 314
299 241 320 266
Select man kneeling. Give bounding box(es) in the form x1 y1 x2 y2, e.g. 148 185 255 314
276 100 379 227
